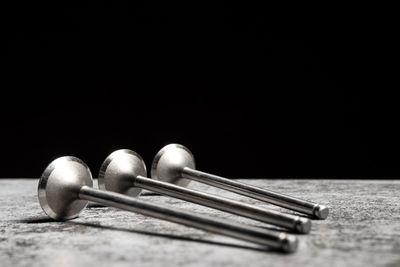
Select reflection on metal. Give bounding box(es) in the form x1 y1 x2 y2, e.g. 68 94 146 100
38 156 298 253
151 144 329 219
98 150 311 234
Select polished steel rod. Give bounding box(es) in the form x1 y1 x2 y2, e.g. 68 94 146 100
79 186 297 252
99 149 311 234
182 168 328 219
151 144 329 219
134 176 310 233
38 156 298 253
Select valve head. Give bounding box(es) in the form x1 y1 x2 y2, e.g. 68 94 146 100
98 149 147 197
151 144 196 187
38 156 93 220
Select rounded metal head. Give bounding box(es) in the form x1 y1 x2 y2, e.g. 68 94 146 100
294 217 312 234
279 233 298 253
151 144 196 187
38 156 93 220
98 149 147 197
313 204 329 219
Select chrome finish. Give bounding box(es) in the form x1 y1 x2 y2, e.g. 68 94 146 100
151 144 329 220
38 156 93 220
99 150 311 234
98 149 145 197
38 156 298 252
151 144 195 187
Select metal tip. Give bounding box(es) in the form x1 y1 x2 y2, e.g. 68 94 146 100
280 234 298 253
313 205 329 219
294 217 312 234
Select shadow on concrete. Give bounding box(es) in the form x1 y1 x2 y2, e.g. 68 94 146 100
70 221 283 254
15 215 287 253
83 203 298 234
140 192 161 196
17 216 55 223
87 202 107 208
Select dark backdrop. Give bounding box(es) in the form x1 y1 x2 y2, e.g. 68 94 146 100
2 3 397 178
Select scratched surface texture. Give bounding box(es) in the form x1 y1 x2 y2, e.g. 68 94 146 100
1 179 399 267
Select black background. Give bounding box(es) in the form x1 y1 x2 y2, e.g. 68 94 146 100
2 3 397 178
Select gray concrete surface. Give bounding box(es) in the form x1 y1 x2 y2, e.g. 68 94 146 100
0 179 399 267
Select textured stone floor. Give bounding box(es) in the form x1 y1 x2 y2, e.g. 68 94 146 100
0 179 399 267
